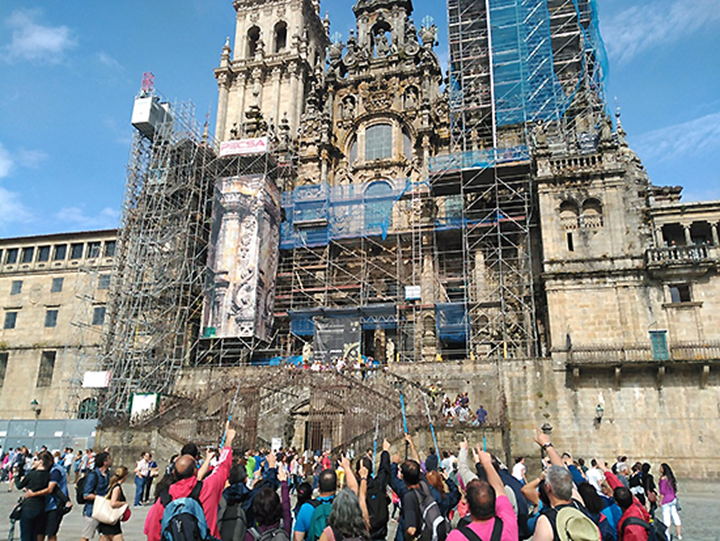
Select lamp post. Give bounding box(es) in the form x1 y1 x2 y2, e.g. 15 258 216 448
30 399 41 418
595 404 604 426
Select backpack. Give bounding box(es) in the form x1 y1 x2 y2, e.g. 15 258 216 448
249 524 290 541
76 470 98 505
413 481 450 541
620 517 667 541
306 500 334 541
218 494 248 541
365 479 389 537
543 501 601 541
160 481 217 541
455 519 503 541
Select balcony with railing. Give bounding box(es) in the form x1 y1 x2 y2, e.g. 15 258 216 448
567 341 720 367
646 244 717 277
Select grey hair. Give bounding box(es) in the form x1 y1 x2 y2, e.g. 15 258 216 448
327 488 368 540
545 465 573 501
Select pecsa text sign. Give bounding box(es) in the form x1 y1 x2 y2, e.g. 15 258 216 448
219 137 269 157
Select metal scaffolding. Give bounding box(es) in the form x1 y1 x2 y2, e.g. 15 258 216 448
100 94 216 418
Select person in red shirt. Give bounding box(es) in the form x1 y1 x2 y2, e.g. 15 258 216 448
601 464 650 541
144 427 236 541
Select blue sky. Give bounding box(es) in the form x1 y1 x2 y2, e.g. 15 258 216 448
0 0 719 238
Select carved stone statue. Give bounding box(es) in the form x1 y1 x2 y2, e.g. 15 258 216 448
375 33 390 57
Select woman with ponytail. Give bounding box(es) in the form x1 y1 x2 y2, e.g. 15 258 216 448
99 466 129 541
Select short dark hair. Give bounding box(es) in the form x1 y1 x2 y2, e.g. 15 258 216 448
515 456 524 464
613 486 633 510
229 464 247 486
181 443 200 459
253 486 282 526
319 469 337 493
400 460 420 486
590 459 598 467
466 479 496 520
95 452 110 468
429 448 436 455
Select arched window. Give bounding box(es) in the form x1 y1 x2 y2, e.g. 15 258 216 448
364 180 394 232
403 131 413 162
559 200 579 230
78 397 98 420
274 22 287 53
348 137 357 163
247 26 260 58
581 198 603 228
365 124 393 160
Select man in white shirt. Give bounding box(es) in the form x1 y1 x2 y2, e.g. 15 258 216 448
512 456 526 484
586 458 605 494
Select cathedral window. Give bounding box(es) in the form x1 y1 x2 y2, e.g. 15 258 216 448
366 124 393 160
403 132 413 162
247 26 261 58
559 200 579 230
580 198 603 228
348 138 357 163
274 22 287 53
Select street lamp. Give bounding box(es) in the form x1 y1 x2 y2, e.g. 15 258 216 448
595 404 604 425
30 399 41 418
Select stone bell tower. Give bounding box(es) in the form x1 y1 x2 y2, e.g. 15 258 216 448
214 0 330 143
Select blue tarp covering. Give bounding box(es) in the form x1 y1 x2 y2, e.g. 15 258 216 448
436 302 469 343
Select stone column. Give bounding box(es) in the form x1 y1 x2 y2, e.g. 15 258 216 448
654 226 664 248
711 223 719 246
288 62 302 137
683 224 692 246
215 72 231 142
271 66 283 128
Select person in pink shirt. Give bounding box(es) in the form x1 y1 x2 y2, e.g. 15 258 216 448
143 427 236 541
447 445 518 541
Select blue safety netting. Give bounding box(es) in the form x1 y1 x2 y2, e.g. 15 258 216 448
436 303 469 343
281 179 413 249
449 0 608 127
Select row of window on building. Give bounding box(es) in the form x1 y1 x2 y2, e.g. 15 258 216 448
6 274 111 297
0 240 116 266
0 350 56 389
3 306 106 330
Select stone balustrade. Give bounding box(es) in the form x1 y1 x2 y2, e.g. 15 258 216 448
646 244 713 265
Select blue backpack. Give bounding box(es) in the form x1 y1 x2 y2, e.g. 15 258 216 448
160 481 218 541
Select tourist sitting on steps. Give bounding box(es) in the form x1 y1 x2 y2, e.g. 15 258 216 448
143 426 236 541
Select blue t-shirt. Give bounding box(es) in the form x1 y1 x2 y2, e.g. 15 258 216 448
293 495 334 533
83 469 109 517
46 464 68 511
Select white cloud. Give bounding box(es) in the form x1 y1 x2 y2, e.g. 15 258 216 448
97 52 122 70
0 143 12 178
602 0 720 64
55 206 120 230
2 9 77 62
0 186 33 227
0 142 49 177
631 111 720 163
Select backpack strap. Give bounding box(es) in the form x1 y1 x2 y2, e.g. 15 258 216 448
457 518 503 541
620 516 650 540
159 480 204 508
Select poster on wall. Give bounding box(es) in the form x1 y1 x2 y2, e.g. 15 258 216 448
202 174 281 341
313 317 361 364
130 393 158 421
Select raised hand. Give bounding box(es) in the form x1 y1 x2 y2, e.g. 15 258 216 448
383 438 391 452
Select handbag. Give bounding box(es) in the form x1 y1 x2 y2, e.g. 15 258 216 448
9 497 24 521
91 495 128 525
121 506 132 522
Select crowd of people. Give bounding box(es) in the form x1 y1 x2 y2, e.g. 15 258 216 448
3 426 682 541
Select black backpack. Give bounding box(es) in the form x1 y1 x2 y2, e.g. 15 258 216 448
365 479 390 537
218 495 248 541
455 519 503 541
413 481 450 541
249 525 290 541
75 470 98 505
620 517 667 541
